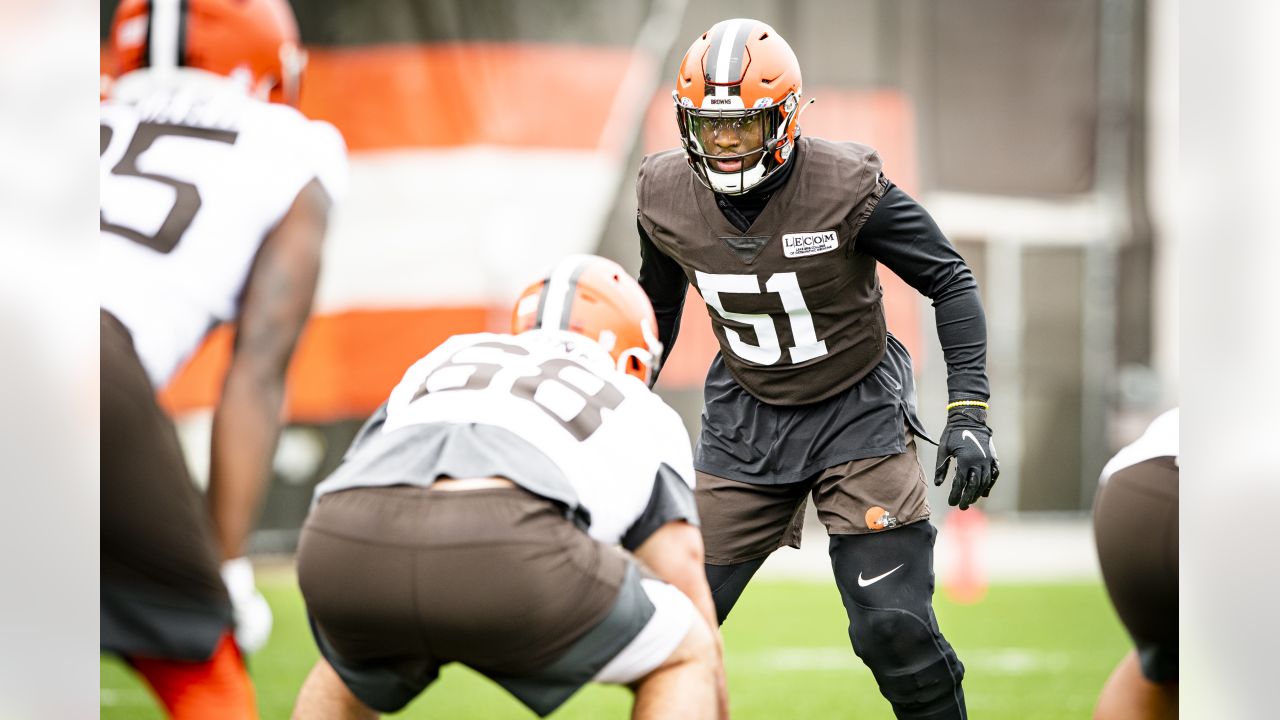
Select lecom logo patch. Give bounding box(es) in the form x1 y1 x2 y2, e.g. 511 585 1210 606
782 230 839 258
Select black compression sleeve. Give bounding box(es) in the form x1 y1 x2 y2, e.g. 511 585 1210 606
858 183 990 400
636 218 689 376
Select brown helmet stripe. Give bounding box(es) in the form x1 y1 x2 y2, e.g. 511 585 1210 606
142 0 152 66
536 255 593 330
176 0 189 67
143 0 183 71
704 18 753 93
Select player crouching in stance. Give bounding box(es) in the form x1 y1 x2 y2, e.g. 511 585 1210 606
101 0 345 717
1093 409 1178 719
291 255 728 720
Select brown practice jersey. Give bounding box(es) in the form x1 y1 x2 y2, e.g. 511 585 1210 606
637 137 888 405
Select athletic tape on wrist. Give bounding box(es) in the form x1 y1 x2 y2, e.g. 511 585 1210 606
945 400 989 412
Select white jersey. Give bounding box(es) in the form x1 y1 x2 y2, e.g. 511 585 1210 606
100 76 348 388
1099 408 1179 484
314 330 698 548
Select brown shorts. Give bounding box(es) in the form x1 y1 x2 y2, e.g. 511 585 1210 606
1094 456 1179 683
697 428 931 565
298 485 657 716
100 310 232 661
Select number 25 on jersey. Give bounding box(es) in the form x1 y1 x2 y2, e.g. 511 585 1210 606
100 121 239 253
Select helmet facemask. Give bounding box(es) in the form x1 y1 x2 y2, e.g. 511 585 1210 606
675 91 800 195
614 312 665 387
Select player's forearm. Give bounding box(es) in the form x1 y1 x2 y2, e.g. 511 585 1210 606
933 285 991 401
659 555 720 640
208 368 286 559
634 527 720 634
665 562 729 720
856 182 992 399
689 606 729 720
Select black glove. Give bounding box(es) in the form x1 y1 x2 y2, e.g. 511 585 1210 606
933 405 999 510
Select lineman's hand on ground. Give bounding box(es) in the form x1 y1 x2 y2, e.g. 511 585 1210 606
221 557 274 654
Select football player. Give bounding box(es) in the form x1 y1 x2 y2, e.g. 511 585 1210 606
100 0 346 717
1093 409 1178 719
291 255 727 720
636 18 997 719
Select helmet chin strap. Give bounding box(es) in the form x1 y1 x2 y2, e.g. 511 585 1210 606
773 96 814 153
706 160 767 194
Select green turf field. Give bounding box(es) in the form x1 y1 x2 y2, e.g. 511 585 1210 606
101 569 1127 719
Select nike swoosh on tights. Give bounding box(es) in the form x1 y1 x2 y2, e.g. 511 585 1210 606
857 563 905 587
961 429 988 458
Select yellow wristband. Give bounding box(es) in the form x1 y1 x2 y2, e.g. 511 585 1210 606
946 400 989 412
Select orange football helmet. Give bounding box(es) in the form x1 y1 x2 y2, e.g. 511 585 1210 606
512 255 664 387
106 0 306 106
674 18 807 194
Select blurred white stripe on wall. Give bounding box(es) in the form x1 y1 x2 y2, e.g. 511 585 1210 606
316 148 622 313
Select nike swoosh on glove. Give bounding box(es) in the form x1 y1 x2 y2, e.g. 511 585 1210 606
933 406 999 510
